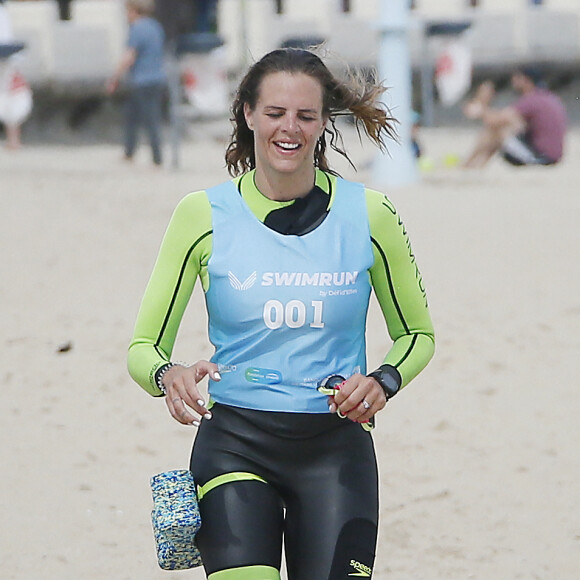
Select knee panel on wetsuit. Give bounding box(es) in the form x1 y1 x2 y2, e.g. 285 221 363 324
208 564 280 580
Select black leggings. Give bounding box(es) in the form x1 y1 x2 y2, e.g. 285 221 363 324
190 403 378 579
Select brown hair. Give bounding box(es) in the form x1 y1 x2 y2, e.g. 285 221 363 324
225 48 398 177
126 0 155 16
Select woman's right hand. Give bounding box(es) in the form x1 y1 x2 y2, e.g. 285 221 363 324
162 361 221 426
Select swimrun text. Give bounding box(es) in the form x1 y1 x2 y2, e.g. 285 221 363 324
261 271 358 287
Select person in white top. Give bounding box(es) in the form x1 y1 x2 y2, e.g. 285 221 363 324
0 0 32 150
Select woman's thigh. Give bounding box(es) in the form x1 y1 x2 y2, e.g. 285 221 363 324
283 427 378 579
196 479 284 575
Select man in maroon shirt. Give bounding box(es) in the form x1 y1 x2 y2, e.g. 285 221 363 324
462 66 567 168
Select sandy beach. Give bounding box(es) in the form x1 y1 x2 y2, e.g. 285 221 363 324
1 121 579 579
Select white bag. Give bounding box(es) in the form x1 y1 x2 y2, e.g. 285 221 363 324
181 47 229 117
0 62 33 125
434 39 472 107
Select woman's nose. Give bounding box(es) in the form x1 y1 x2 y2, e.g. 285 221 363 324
281 114 299 133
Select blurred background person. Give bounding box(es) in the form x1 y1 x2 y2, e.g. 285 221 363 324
107 0 166 166
462 66 567 168
0 0 32 150
411 109 422 159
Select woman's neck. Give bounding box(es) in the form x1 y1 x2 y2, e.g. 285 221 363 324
253 166 316 202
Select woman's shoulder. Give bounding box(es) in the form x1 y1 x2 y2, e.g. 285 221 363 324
360 187 406 245
169 190 213 234
176 189 211 212
363 187 398 218
172 177 241 228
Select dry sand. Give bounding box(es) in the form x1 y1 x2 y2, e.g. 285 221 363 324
1 122 579 579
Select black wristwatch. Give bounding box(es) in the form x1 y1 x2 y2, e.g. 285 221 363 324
367 364 402 400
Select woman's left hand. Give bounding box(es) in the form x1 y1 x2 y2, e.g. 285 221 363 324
330 373 387 423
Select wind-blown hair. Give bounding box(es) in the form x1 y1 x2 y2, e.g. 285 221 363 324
225 48 398 177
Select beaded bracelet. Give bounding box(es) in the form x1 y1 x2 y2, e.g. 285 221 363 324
155 363 175 394
155 362 192 394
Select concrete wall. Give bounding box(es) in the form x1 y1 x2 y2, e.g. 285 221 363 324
217 0 580 72
5 0 580 88
6 0 124 89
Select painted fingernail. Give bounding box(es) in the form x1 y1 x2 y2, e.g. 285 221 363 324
204 412 212 420
329 403 336 413
213 371 221 380
197 399 205 406
192 420 200 427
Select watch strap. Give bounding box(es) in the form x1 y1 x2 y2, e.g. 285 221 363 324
367 364 402 399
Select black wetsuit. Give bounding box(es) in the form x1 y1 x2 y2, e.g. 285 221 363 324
191 404 377 579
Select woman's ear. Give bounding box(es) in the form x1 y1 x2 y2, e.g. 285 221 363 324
243 103 254 131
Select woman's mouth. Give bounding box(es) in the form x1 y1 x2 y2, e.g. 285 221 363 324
275 141 301 152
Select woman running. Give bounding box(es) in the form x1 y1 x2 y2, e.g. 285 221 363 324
128 47 435 580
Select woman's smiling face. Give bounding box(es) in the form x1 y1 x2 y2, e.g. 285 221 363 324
244 72 327 198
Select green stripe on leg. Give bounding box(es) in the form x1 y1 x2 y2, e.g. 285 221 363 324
208 564 280 579
197 472 268 500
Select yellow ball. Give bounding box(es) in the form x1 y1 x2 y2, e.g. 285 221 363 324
418 157 435 172
443 153 461 168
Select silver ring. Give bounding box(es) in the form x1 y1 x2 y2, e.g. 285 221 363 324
362 399 371 410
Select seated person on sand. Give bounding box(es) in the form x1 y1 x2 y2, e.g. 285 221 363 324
462 66 567 168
